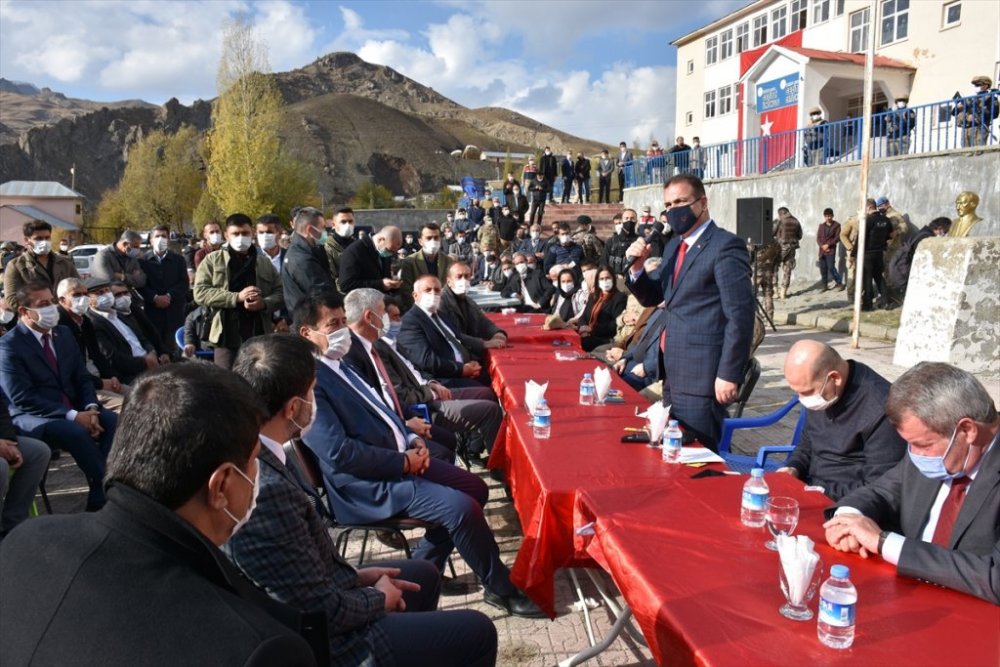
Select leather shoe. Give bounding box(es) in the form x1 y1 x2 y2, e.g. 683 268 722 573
483 589 547 619
374 530 408 550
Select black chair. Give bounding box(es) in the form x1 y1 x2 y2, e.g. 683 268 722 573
729 357 762 419
284 439 456 576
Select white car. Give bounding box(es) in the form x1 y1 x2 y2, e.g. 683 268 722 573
69 244 104 280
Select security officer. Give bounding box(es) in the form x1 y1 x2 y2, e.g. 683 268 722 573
839 214 859 294
772 207 802 300
886 97 916 156
953 75 1000 148
751 240 780 321
803 107 828 166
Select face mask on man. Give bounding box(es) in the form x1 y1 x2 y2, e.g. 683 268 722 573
502 268 513 278
126 246 141 259
515 263 528 275
388 321 402 339
423 240 441 255
530 231 540 240
114 295 132 314
456 235 466 244
94 292 115 311
70 295 90 315
152 237 169 254
320 327 352 360
291 391 316 438
0 309 14 325
369 311 391 338
418 292 441 313
59 242 69 252
614 224 623 235
558 234 571 245
907 426 971 482
337 223 355 238
229 235 252 253
223 464 259 539
256 233 277 250
666 200 702 236
451 279 469 295
798 373 839 411
28 304 60 330
32 239 52 255
208 232 223 246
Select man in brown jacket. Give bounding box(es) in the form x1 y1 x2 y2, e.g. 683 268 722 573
4 220 79 310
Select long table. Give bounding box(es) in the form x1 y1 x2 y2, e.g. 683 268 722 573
485 313 1000 665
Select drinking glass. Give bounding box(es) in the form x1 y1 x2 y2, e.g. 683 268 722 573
779 560 823 621
765 496 799 550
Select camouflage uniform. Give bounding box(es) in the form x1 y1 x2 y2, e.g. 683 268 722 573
752 241 780 321
477 221 500 255
882 205 908 304
572 229 605 266
839 216 859 293
772 214 802 299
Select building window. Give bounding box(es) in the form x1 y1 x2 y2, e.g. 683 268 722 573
835 0 845 16
812 0 830 24
75 203 82 215
849 7 869 52
736 22 750 52
942 1 961 27
771 6 788 40
752 15 768 47
705 36 718 65
704 90 717 119
686 111 694 126
687 59 694 74
790 0 808 31
880 0 909 45
718 85 733 115
720 29 733 60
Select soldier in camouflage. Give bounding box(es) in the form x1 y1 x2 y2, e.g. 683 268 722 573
750 239 780 321
839 214 860 293
571 215 605 266
771 207 802 300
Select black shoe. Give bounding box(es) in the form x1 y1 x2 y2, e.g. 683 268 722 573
374 530 408 550
483 589 547 618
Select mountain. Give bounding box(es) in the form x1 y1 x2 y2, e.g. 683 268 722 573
0 53 604 208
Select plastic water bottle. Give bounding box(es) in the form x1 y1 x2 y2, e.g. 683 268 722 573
579 373 595 405
662 420 682 464
533 399 551 439
818 565 857 649
740 468 769 527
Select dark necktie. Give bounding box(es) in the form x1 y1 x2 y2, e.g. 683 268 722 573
42 334 73 409
931 476 972 547
432 313 468 363
370 346 404 418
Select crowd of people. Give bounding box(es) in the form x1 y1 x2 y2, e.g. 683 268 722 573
0 171 996 665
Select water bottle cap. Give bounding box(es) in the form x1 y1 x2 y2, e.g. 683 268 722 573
537 399 547 407
668 420 678 427
750 468 764 477
583 373 592 379
831 564 850 579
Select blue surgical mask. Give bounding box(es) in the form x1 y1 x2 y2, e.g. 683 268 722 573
388 321 402 339
667 201 701 236
907 426 969 481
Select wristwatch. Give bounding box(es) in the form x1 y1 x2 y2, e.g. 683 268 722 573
877 530 890 556
84 403 100 412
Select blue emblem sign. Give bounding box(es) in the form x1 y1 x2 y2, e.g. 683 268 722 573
756 75 800 113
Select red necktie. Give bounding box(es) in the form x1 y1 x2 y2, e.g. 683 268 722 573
42 334 73 409
661 241 689 352
931 476 971 547
370 347 405 419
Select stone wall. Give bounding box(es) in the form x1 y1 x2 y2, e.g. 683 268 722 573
352 209 451 234
624 148 1000 285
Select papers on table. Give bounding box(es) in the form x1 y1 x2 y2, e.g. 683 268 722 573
678 447 726 465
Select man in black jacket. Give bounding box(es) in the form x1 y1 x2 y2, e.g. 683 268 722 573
574 153 591 203
281 207 334 315
861 206 895 311
602 210 639 275
87 279 162 385
561 151 575 203
338 225 403 294
540 147 558 203
140 225 188 348
501 253 555 313
0 364 320 666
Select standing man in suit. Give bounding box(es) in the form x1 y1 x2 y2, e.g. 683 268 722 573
0 363 319 665
399 223 454 310
91 230 147 295
625 175 755 448
140 225 188 348
0 282 116 510
293 290 545 618
228 335 498 666
87 279 162 385
339 225 403 295
540 146 558 203
824 362 1000 605
194 213 284 370
396 276 490 389
281 207 334 315
3 220 79 310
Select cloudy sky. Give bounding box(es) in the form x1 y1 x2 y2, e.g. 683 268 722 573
0 0 746 144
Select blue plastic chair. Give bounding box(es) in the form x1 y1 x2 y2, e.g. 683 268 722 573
175 327 214 359
717 396 806 473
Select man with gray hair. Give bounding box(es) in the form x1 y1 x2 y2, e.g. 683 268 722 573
338 225 403 294
824 362 1000 604
92 230 147 293
779 339 905 500
281 206 333 314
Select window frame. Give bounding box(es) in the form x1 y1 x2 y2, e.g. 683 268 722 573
752 14 768 47
849 7 870 53
720 28 734 60
685 111 694 126
812 0 831 25
771 5 788 40
736 22 750 53
704 90 718 120
942 0 961 28
718 85 733 116
790 0 808 31
687 59 695 74
880 0 910 46
705 35 719 66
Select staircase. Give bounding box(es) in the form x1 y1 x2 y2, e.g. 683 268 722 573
535 202 623 238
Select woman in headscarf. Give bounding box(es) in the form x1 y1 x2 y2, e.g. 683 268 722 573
578 265 627 352
550 268 588 326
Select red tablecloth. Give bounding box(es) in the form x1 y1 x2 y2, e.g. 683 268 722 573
574 474 1000 666
488 313 580 347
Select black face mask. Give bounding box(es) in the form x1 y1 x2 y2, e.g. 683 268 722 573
667 201 702 236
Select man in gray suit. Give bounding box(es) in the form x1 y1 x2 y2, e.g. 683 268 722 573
824 362 1000 604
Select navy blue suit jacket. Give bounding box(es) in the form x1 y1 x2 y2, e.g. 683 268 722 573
622 307 665 381
0 322 98 432
302 360 417 525
626 221 754 396
396 307 477 379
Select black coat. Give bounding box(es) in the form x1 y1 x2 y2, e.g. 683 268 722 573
580 290 628 342
282 234 333 314
0 483 318 667
338 236 391 293
540 153 558 182
139 250 189 339
500 269 555 311
88 310 156 384
58 307 115 386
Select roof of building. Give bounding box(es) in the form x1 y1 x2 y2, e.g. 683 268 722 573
0 204 78 230
782 46 914 70
0 181 83 199
671 0 769 46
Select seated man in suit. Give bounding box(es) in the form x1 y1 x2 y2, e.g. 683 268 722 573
343 288 458 463
439 262 507 353
293 290 544 618
399 223 454 310
229 334 498 666
338 224 403 295
824 362 1000 605
0 282 116 510
612 306 665 392
500 253 554 314
396 275 492 389
779 340 906 501
0 364 319 665
0 399 50 539
87 278 161 385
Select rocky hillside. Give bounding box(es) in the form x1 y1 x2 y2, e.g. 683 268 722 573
0 53 603 207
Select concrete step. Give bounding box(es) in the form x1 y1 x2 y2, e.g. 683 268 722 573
535 203 623 236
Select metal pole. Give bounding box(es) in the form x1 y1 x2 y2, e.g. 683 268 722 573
851 1 877 349
70 163 76 191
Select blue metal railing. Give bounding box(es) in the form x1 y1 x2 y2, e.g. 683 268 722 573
622 92 999 188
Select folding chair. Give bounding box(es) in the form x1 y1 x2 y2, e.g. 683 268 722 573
728 357 762 419
174 327 213 359
717 396 806 473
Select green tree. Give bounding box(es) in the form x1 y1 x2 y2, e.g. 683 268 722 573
350 181 396 209
502 149 512 179
431 186 460 210
205 16 316 217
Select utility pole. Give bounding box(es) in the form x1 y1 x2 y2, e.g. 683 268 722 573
70 163 76 191
851 0 877 349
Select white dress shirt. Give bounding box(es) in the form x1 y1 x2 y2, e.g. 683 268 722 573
91 309 146 357
259 433 287 465
381 338 432 388
25 323 94 421
319 356 412 452
629 219 714 282
419 305 463 363
354 335 396 411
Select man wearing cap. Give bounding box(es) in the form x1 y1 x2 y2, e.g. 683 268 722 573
638 205 656 236
953 76 999 147
772 207 802 300
803 107 829 166
572 215 605 266
886 97 917 157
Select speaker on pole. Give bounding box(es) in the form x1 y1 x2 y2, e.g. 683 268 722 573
736 197 774 245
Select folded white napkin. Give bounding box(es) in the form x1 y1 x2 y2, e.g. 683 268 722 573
777 534 820 605
525 380 548 416
593 366 612 403
678 447 725 464
637 402 671 443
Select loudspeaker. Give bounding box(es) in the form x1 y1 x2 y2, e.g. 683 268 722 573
736 197 773 245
